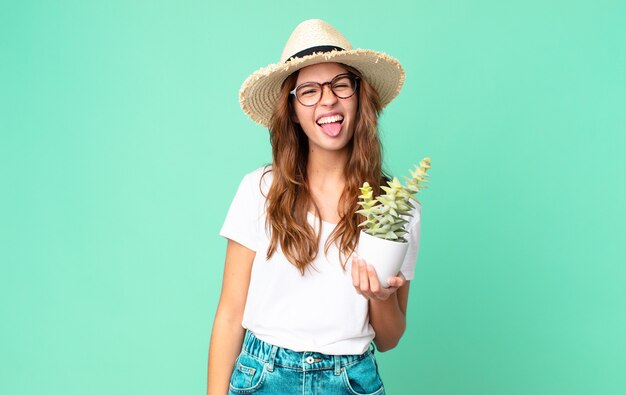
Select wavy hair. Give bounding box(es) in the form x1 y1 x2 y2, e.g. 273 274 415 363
263 64 388 274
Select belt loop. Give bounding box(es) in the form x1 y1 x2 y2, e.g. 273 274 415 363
334 355 341 376
267 345 278 372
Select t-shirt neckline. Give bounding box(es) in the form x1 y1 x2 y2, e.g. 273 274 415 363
307 211 338 227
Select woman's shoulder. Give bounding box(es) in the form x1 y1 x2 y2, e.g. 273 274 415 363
240 164 273 195
407 200 422 227
244 164 272 180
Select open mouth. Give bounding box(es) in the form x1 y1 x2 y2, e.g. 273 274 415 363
316 114 344 137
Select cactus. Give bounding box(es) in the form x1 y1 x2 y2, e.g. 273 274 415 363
357 158 431 242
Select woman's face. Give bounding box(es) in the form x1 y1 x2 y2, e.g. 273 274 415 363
292 62 358 156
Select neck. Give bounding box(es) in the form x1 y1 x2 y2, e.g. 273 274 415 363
305 147 349 223
306 147 349 187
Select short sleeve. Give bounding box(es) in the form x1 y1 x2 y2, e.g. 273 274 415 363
219 172 262 251
399 203 422 280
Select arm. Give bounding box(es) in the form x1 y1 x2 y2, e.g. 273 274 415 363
369 280 410 352
207 240 255 395
351 256 411 352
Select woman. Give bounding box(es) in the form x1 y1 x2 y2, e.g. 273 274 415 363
208 19 421 395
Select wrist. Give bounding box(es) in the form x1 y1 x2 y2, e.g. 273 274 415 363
369 291 398 307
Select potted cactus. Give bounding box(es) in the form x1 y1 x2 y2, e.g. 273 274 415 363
356 157 431 287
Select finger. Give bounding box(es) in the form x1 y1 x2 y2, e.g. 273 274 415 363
388 276 405 288
386 271 406 288
367 265 381 294
351 256 360 288
359 260 370 294
351 257 363 295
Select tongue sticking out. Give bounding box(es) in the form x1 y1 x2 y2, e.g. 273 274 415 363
320 122 342 137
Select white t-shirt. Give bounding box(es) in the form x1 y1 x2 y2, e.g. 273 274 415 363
219 166 421 355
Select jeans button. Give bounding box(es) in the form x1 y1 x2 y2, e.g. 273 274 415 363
305 356 315 364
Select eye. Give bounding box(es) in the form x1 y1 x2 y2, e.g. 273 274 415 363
332 76 354 91
297 84 320 97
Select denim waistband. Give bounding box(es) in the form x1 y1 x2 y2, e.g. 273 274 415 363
241 330 374 375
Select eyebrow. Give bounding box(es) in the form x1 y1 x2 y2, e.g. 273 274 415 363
296 73 350 85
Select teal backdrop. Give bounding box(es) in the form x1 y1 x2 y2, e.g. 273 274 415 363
1 1 625 394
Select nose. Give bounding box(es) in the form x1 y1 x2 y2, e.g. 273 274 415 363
319 83 338 106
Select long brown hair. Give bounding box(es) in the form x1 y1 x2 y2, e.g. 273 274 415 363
264 64 388 274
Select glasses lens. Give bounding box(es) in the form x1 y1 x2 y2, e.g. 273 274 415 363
331 75 357 98
295 83 322 106
294 74 358 106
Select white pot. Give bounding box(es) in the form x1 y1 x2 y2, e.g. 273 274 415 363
356 230 409 288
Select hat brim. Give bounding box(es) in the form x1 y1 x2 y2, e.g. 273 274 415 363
239 48 405 128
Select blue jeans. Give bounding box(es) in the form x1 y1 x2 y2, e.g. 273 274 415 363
228 330 385 395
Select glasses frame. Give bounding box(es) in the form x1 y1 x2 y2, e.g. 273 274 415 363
290 73 360 107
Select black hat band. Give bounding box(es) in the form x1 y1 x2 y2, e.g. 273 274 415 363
287 46 345 62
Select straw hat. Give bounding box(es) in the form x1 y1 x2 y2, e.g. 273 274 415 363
239 19 405 127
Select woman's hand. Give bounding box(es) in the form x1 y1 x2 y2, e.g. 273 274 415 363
351 255 406 301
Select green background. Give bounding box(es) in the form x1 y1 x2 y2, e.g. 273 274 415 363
1 0 625 394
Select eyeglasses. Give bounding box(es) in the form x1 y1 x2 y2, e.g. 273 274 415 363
290 73 360 107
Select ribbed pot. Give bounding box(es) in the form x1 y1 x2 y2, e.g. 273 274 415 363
356 230 409 288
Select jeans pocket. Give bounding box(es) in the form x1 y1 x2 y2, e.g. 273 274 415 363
229 352 267 394
341 354 385 395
